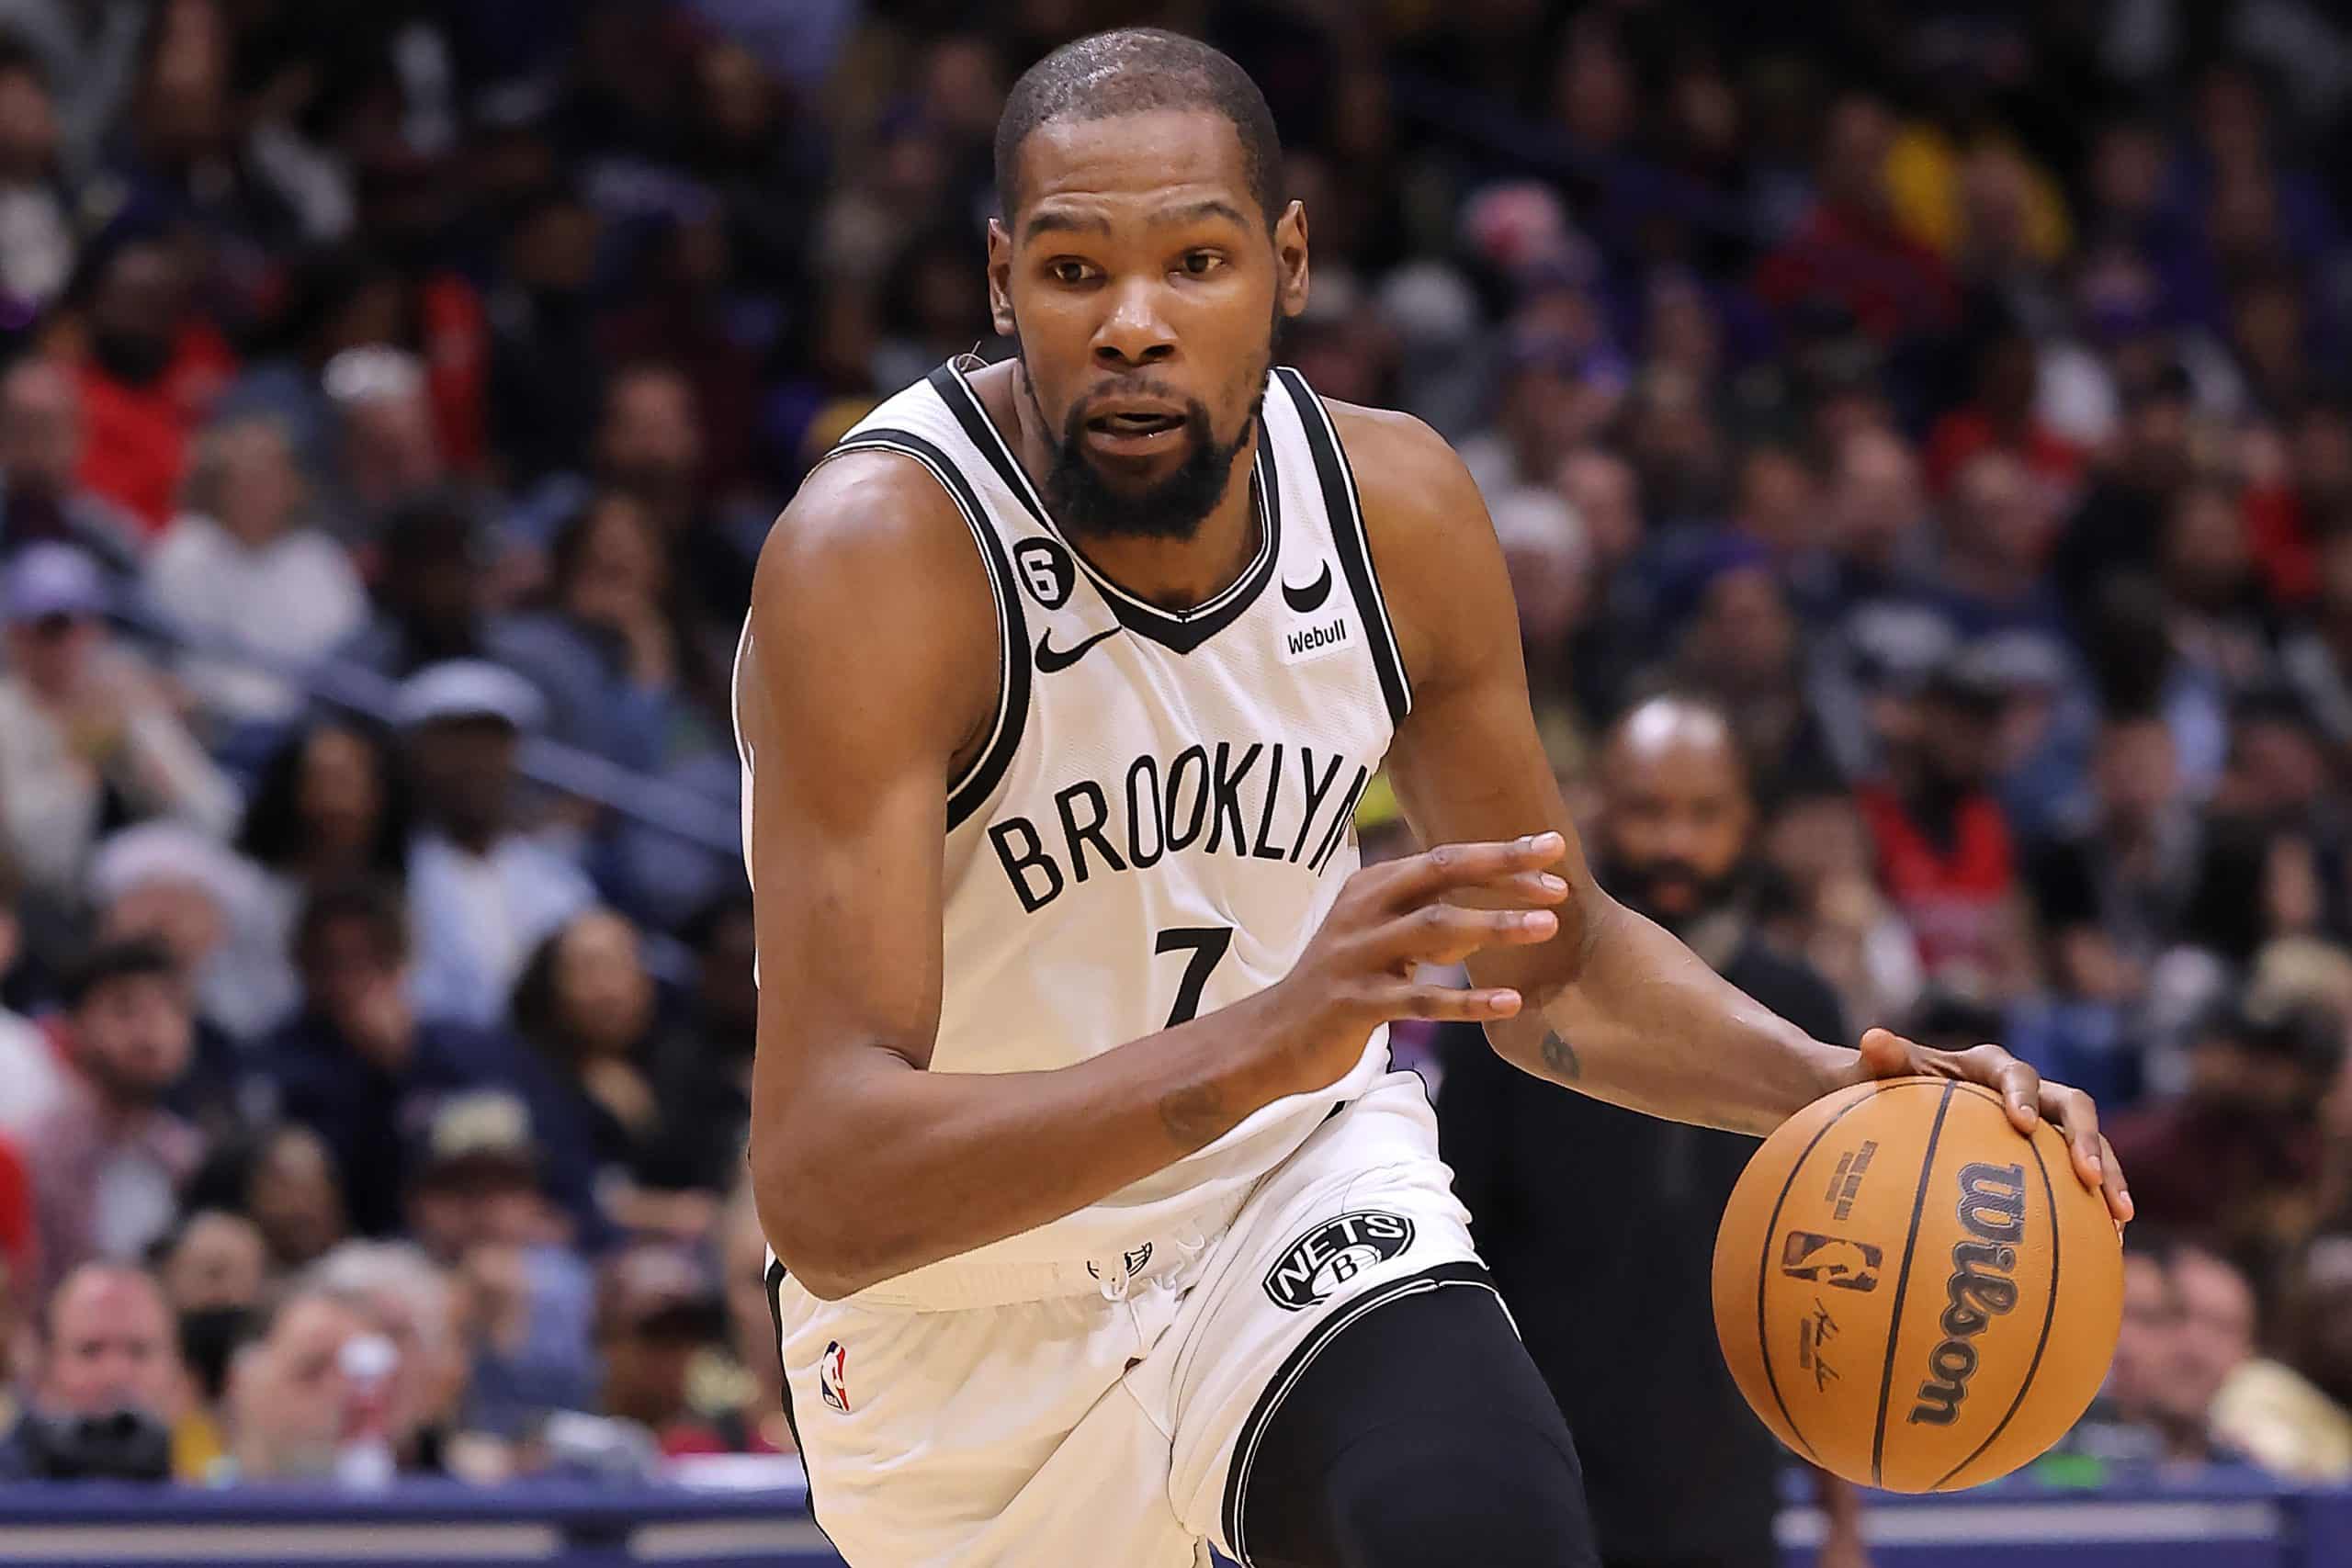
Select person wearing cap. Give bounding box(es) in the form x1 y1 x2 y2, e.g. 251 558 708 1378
394 658 593 1028
0 543 238 909
1850 642 2038 1001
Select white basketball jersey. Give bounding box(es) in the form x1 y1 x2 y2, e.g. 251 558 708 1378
738 357 1411 1292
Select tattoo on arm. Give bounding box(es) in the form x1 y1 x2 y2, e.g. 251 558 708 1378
1541 1029 1582 1081
1159 1083 1226 1147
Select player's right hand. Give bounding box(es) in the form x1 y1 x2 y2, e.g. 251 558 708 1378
1270 831 1570 1091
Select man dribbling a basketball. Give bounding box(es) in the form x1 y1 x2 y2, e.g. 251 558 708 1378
733 28 2134 1568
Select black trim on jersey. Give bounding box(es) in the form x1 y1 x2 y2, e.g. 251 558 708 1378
826 428 1030 829
929 359 1282 656
1274 367 1411 728
765 1258 835 1551
1219 1258 1503 1565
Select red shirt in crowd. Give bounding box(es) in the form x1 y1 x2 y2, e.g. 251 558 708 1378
73 325 237 534
1853 782 2017 987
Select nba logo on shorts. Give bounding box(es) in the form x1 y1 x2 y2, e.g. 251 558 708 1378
819 1340 851 1413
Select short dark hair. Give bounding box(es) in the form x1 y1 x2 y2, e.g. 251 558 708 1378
63 938 177 1010
293 879 410 972
993 28 1282 228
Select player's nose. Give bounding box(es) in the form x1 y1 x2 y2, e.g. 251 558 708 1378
1092 278 1177 369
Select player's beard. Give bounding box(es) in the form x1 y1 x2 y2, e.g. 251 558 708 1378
1014 301 1282 544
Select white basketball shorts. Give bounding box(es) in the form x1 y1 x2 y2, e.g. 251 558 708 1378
766 1071 1493 1567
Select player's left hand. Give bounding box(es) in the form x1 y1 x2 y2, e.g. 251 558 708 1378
1839 1026 2133 1227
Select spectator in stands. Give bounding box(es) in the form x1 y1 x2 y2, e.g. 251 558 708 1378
1655 539 1844 807
2278 1235 2352 1457
235 720 410 974
593 361 755 637
1852 651 2037 998
393 660 593 1028
0 853 70 1140
23 940 202 1298
486 184 605 487
0 544 240 911
262 880 596 1238
62 227 236 532
222 1280 373 1480
2109 998 2341 1251
309 1241 472 1476
0 42 72 311
1441 694 1865 1568
2188 1239 2352 1482
90 820 292 1048
141 412 366 729
1755 92 1958 344
511 908 703 1230
594 1238 729 1456
1555 446 1651 721
2064 1229 2215 1472
322 346 448 540
239 1122 348 1271
154 1208 265 1424
400 1092 597 1434
498 492 712 773
0 1261 212 1481
0 355 140 575
645 891 760 1198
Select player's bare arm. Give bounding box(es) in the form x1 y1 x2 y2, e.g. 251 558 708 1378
1344 403 2133 1224
742 451 1568 1299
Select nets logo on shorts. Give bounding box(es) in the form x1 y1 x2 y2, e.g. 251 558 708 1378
1262 1210 1415 1312
818 1340 851 1413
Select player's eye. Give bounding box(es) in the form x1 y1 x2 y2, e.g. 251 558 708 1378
1180 250 1227 276
1048 259 1095 286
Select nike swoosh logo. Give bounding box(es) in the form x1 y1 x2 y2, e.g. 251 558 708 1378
1282 561 1333 613
1035 625 1121 673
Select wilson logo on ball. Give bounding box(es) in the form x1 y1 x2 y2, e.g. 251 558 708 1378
1908 1162 2026 1427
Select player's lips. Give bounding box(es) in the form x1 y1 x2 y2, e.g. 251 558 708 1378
1080 397 1188 457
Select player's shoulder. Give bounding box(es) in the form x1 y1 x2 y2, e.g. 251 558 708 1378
1315 396 1501 687
1319 398 1474 513
745 446 999 750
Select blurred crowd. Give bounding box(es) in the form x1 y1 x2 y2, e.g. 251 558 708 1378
0 0 2334 1494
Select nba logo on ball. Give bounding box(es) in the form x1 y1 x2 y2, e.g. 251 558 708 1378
1712 1078 2122 1492
819 1341 851 1413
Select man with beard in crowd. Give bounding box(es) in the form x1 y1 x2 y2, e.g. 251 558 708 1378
1438 694 1868 1568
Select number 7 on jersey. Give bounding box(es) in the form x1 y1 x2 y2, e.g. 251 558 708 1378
1155 925 1235 1028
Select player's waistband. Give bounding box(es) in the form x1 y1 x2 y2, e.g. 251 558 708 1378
840 1179 1260 1312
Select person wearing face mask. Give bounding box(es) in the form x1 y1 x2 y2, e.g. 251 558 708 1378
62 227 236 534
1438 694 1868 1568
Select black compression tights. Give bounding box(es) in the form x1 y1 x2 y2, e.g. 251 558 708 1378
1228 1265 1601 1568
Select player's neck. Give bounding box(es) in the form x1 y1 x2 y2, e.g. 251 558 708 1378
987 362 1262 614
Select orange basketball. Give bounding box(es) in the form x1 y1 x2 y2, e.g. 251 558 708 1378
1711 1077 2122 1492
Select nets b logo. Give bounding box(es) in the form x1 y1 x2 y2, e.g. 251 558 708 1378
1781 1232 1883 1293
1014 537 1076 609
818 1340 851 1413
1263 1211 1414 1311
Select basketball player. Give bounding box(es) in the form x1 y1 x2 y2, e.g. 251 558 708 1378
734 29 2134 1568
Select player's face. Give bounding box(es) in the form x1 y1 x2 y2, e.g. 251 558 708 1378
989 109 1308 542
1598 735 1753 927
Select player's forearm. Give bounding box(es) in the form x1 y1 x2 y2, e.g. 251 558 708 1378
1488 894 1850 1134
752 990 1307 1299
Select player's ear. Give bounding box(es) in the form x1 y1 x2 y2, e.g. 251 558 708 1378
1273 199 1310 321
987 217 1016 336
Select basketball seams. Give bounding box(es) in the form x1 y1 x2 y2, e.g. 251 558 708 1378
1870 1080 1956 1488
1930 1126 2064 1491
1747 1079 1918 1464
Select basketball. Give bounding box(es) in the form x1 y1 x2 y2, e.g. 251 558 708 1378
1711 1077 2123 1493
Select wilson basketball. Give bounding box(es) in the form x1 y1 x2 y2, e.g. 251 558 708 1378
1711 1077 2122 1492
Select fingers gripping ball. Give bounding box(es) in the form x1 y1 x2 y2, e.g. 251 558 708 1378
1711 1077 2122 1492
